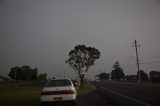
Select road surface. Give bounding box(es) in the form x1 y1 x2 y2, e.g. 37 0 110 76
93 80 160 106
77 90 111 106
53 90 111 106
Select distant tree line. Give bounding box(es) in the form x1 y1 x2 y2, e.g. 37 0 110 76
8 65 47 81
95 72 110 80
95 61 125 81
126 70 149 82
149 71 160 82
96 61 160 83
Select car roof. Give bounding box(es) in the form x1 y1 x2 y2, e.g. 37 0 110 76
49 78 71 81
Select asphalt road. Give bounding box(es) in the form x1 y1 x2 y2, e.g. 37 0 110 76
92 81 160 106
53 90 111 106
77 90 111 106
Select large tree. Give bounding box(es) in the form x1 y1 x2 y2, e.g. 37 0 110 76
66 44 100 86
111 61 125 80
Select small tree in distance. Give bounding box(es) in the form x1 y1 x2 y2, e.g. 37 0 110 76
137 70 148 81
111 61 125 80
98 72 110 80
66 44 100 87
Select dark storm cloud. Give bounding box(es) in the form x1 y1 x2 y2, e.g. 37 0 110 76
0 0 160 79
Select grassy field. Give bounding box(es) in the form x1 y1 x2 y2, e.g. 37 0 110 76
0 81 95 106
0 82 43 106
77 82 95 95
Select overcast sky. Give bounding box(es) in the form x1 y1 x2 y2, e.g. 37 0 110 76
1 0 160 79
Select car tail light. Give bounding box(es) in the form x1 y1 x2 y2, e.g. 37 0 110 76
41 90 75 95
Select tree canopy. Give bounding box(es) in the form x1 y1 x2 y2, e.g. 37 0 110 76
149 71 160 82
137 70 148 81
97 72 110 80
8 65 38 80
66 44 100 84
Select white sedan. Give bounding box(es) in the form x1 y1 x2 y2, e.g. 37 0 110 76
41 79 77 106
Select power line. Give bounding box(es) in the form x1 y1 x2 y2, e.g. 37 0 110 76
141 57 160 61
123 64 136 68
143 35 160 47
142 32 160 43
133 29 160 48
136 29 160 44
141 61 160 65
122 61 160 68
139 30 160 47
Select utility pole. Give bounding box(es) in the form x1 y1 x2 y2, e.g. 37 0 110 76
133 40 141 84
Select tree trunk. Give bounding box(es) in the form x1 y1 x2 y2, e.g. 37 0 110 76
80 74 85 89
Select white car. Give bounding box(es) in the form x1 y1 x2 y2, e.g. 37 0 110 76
41 79 77 106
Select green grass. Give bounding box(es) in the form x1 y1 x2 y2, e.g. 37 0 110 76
0 83 43 106
0 81 95 106
77 82 95 95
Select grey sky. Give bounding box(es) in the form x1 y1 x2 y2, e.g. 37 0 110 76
1 0 160 79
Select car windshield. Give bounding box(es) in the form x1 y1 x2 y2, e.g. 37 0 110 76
45 79 72 87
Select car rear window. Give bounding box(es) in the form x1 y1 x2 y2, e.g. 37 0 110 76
45 79 72 87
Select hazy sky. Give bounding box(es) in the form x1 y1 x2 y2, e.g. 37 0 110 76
1 0 160 79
